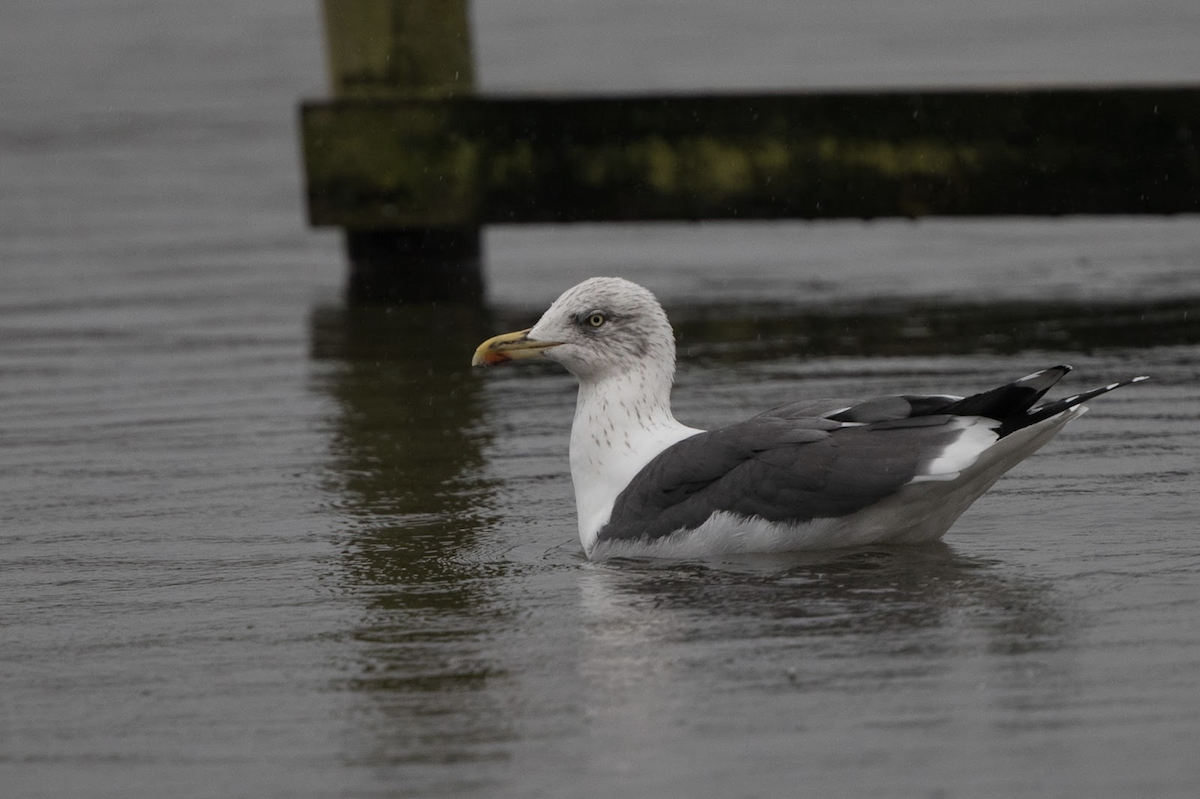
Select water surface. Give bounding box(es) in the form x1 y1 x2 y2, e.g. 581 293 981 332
3 1 1200 797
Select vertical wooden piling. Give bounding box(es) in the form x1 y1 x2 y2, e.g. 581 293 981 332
305 5 1200 302
320 0 482 303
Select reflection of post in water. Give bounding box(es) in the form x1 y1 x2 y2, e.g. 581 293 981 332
311 303 515 767
312 303 496 539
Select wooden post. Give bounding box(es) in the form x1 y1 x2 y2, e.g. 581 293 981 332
302 88 1200 226
320 0 482 304
302 5 1199 302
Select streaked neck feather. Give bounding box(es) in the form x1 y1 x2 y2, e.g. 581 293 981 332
569 368 700 554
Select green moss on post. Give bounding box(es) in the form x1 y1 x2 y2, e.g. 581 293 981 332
322 0 475 98
303 89 1200 226
319 0 481 303
302 5 1200 302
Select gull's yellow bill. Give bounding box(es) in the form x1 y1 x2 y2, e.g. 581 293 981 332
472 328 562 366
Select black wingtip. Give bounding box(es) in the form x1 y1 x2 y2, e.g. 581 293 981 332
1016 365 1071 384
1000 372 1150 436
947 364 1073 419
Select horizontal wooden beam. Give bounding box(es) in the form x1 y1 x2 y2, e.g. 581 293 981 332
300 87 1200 228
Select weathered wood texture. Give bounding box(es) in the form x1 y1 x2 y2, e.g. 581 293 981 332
301 87 1200 229
319 0 481 303
321 0 474 98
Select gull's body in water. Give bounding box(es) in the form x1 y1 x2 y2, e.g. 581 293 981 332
473 277 1146 560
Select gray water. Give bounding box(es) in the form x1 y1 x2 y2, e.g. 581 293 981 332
3 1 1200 797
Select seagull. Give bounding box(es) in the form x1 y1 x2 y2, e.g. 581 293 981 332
473 277 1146 560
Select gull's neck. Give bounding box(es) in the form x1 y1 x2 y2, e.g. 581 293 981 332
569 365 701 554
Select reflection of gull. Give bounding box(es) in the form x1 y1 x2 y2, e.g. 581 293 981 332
474 277 1146 560
579 545 1067 652
575 546 1071 776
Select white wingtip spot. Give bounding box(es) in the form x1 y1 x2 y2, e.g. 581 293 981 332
908 470 962 484
1018 365 1071 383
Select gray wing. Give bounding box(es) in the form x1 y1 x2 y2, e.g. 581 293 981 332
597 413 974 544
758 394 964 423
597 366 1084 544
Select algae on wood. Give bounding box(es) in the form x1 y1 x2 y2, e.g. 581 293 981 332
302 88 1200 229
317 0 481 303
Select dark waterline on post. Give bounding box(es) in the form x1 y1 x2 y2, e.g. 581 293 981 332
344 229 484 304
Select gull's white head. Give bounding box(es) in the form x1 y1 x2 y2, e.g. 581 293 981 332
472 277 700 554
473 277 677 383
529 277 675 381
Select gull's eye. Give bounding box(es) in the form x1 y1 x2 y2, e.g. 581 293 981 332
586 312 606 328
